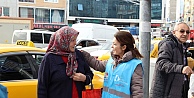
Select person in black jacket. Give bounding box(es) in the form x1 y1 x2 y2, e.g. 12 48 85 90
38 26 93 98
150 22 193 98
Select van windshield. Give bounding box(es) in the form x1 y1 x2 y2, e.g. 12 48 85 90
13 32 27 43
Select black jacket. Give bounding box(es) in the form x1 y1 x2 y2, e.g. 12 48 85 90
150 34 188 98
38 49 94 98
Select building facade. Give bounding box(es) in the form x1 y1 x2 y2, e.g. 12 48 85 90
165 0 177 23
160 0 186 32
18 0 67 31
184 0 194 29
67 0 163 27
0 0 172 30
0 0 18 17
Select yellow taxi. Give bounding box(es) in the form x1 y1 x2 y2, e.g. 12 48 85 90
85 70 104 89
0 41 104 98
98 52 111 61
0 42 45 98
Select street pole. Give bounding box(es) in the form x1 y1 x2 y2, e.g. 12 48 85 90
139 0 151 98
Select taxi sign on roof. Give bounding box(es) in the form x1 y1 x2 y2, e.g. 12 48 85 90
16 40 35 47
153 37 163 40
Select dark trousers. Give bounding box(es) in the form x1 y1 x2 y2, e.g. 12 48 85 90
182 80 189 98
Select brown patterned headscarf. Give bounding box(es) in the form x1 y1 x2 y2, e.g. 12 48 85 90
46 26 79 77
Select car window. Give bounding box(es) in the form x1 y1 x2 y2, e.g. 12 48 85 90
87 40 99 47
0 55 33 81
77 40 87 47
77 40 99 48
31 32 43 43
31 54 44 66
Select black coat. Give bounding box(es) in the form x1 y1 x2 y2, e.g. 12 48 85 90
150 34 188 98
38 49 94 98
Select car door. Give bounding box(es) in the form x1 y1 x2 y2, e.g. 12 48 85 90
0 52 45 98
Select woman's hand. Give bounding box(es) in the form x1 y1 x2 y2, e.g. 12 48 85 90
72 72 86 82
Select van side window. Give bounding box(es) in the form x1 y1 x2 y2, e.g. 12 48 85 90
31 33 43 43
44 34 51 44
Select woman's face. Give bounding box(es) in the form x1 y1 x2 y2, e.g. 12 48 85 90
69 35 78 52
111 37 125 58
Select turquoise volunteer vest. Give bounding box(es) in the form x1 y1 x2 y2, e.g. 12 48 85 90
102 57 142 98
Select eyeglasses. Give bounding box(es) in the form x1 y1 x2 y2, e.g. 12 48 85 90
176 29 190 34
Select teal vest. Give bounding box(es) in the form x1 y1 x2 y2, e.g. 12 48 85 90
102 57 142 98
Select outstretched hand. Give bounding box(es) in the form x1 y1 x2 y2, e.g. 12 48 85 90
72 72 86 82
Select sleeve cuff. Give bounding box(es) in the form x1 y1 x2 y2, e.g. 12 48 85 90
85 75 92 85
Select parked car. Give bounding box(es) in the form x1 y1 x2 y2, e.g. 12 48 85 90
12 29 55 48
41 39 102 53
77 39 101 53
0 43 45 98
90 40 112 60
0 41 104 98
93 39 139 60
77 39 111 53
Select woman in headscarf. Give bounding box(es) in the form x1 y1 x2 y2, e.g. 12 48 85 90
38 26 93 98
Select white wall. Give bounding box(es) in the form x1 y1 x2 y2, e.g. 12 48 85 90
0 0 18 17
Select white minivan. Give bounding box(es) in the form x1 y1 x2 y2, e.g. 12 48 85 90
72 23 118 41
12 29 55 48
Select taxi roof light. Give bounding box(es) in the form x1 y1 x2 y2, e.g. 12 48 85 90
16 40 35 47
